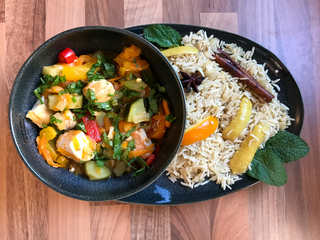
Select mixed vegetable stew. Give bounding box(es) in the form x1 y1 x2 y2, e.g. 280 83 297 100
26 45 174 180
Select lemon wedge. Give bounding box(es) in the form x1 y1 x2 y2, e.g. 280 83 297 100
222 96 252 141
161 46 199 57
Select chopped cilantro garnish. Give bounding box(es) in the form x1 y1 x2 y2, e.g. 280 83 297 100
33 75 66 103
76 122 87 133
165 113 176 123
50 115 63 124
121 139 136 161
87 55 115 81
133 57 139 67
148 89 158 115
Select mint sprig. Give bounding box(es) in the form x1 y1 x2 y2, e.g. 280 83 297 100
247 131 309 186
264 131 310 163
143 24 182 48
247 149 287 186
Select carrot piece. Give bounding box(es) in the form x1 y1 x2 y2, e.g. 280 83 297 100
162 99 171 127
152 115 166 121
118 120 136 133
162 99 170 115
147 116 166 139
74 55 97 66
38 134 62 168
128 144 155 158
104 117 112 132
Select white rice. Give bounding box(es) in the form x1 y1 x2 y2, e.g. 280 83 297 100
166 30 291 189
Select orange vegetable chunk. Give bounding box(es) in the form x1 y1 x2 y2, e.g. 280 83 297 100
181 116 219 146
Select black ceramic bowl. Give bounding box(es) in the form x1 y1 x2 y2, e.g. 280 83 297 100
9 26 186 201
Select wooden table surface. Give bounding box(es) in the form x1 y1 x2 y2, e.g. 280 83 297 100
1 0 319 239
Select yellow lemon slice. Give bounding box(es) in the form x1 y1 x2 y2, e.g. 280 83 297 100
161 46 199 57
229 123 269 175
222 96 252 141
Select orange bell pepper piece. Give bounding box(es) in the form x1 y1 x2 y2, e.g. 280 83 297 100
115 45 149 76
162 99 171 127
74 55 97 66
118 120 137 134
128 144 155 158
147 115 167 139
181 116 219 146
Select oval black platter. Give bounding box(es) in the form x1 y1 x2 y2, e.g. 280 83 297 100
118 24 304 205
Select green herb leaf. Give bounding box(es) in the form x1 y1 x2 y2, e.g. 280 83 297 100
50 115 63 124
87 55 116 81
247 149 287 186
33 75 66 103
73 109 87 119
121 139 136 161
65 81 86 95
133 157 148 176
34 88 43 103
102 61 116 78
141 68 166 93
165 113 176 123
125 126 136 138
86 89 97 102
264 131 310 163
95 101 112 111
148 89 158 115
143 24 182 48
96 159 107 168
102 132 113 147
133 57 138 67
122 88 141 98
110 116 122 160
76 122 87 133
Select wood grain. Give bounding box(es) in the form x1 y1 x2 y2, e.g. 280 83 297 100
45 0 85 40
85 0 124 27
163 0 201 25
200 12 238 33
5 1 47 239
48 189 90 240
0 22 7 240
131 205 170 240
124 0 162 28
0 0 4 22
2 0 320 239
91 205 131 240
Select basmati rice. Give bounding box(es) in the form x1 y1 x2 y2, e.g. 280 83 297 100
166 30 291 189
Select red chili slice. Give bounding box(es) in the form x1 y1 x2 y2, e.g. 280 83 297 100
81 116 102 142
146 153 156 166
58 48 78 64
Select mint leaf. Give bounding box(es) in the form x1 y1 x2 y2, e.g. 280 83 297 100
265 131 310 163
143 24 182 48
247 149 287 186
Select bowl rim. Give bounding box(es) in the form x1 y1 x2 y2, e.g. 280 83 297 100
9 25 186 201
